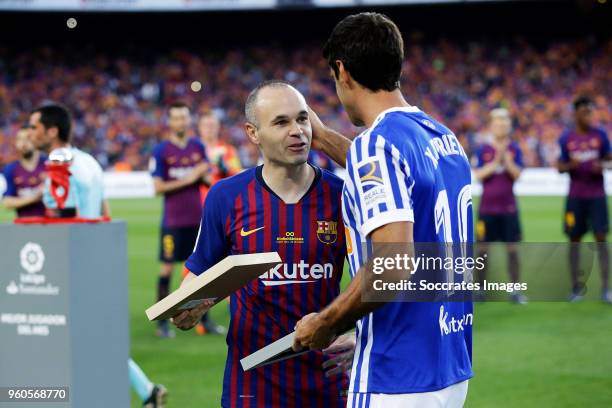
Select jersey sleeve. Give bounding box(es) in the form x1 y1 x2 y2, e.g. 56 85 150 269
513 143 524 167
185 185 230 275
2 163 17 197
346 132 414 239
150 143 165 179
558 132 570 162
599 130 611 158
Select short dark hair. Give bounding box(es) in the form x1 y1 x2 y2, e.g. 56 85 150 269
32 103 72 143
323 12 404 92
168 101 190 113
573 96 593 111
244 80 292 126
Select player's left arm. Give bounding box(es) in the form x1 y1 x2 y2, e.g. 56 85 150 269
293 221 414 350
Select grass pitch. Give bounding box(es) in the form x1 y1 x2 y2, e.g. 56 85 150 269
2 196 611 407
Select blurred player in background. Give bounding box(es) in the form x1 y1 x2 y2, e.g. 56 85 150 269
150 101 224 337
198 110 242 196
557 96 612 303
172 81 353 407
28 103 109 218
473 108 526 304
293 13 473 407
1 125 46 217
28 102 167 407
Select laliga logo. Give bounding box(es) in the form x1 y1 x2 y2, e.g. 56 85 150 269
20 242 45 274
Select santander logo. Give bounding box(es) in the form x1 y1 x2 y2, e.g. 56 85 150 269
259 261 334 286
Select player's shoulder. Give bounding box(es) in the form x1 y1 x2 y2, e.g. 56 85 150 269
593 127 609 139
187 137 205 149
3 160 19 175
558 128 573 142
152 140 170 155
318 166 344 193
207 167 256 201
509 140 522 151
71 148 103 177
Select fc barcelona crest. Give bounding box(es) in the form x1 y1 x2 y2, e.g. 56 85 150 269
317 221 337 244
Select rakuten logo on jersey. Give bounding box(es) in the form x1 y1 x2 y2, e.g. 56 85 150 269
168 167 194 180
259 261 334 286
439 305 473 336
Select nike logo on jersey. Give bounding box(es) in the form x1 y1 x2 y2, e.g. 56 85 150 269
240 226 264 237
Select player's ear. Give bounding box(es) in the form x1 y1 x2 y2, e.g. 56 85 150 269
245 122 260 146
336 60 353 89
47 126 59 143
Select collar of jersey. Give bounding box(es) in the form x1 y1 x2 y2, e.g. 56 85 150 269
371 106 422 128
255 163 322 204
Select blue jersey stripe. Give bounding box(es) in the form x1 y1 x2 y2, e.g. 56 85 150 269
382 138 404 210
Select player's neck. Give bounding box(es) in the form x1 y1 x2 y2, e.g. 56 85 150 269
170 133 188 147
575 125 591 135
359 89 411 128
20 151 40 171
260 161 315 204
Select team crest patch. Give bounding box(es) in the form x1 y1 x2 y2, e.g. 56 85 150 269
317 221 338 244
191 152 202 161
358 161 384 192
421 119 436 130
357 160 387 208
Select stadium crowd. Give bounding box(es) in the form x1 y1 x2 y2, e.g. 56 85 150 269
0 36 610 170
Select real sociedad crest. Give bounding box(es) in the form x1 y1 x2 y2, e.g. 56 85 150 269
316 221 338 244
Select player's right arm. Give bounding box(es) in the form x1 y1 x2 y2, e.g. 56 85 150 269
556 132 578 173
308 106 352 167
170 185 229 330
1 164 43 210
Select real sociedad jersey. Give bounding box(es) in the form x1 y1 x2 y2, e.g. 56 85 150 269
342 106 474 397
186 164 348 408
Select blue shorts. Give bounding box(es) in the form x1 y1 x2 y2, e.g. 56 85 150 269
477 213 522 243
564 197 609 238
159 225 199 263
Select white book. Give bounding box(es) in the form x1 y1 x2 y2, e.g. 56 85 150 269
145 252 282 321
240 332 309 371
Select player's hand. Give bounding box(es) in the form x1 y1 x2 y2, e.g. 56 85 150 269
170 299 215 331
503 151 515 167
292 312 336 351
494 141 509 162
307 106 327 151
322 333 355 377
